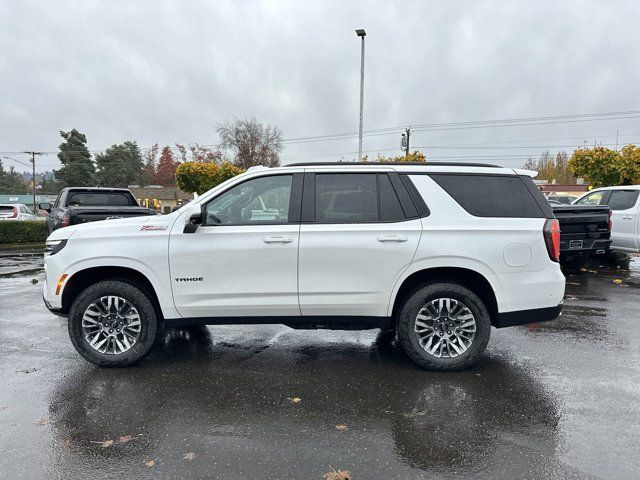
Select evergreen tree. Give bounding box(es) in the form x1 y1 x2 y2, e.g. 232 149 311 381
54 129 95 187
95 141 144 187
0 161 28 193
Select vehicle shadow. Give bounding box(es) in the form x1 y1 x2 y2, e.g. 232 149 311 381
48 327 561 477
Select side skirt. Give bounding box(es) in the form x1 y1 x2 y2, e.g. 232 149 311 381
165 315 393 330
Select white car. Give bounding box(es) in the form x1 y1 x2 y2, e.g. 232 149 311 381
43 162 565 370
0 203 39 221
573 186 640 252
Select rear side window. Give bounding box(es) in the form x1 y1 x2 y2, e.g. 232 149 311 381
430 174 545 218
378 174 406 222
316 174 377 223
608 190 639 210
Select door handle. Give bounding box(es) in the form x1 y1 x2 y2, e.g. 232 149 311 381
377 235 408 242
622 215 634 220
263 236 293 244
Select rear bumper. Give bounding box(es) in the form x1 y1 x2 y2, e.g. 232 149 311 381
495 304 562 328
559 237 611 254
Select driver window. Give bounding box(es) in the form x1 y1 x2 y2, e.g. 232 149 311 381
204 175 293 225
576 191 605 206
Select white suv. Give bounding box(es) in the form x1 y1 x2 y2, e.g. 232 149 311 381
573 185 640 252
43 162 565 370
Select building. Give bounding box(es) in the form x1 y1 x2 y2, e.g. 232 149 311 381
128 186 193 213
0 194 56 209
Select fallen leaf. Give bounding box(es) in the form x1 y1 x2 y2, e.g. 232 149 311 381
0 405 6 412
118 435 134 443
323 468 352 480
33 418 49 426
30 278 38 285
335 424 348 431
183 452 197 461
144 460 156 468
19 368 38 374
613 279 623 285
90 440 114 448
288 397 302 404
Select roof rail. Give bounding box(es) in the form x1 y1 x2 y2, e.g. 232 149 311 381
286 161 501 168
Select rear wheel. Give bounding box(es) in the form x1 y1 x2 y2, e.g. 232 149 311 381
68 280 158 367
397 282 491 371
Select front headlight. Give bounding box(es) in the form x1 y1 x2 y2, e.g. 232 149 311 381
44 239 67 256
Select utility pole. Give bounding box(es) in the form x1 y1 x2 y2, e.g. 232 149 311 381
24 151 43 210
355 29 366 161
616 129 619 150
403 127 411 158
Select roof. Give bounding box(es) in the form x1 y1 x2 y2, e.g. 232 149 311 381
128 186 192 201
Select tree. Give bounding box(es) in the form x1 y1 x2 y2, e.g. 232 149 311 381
0 160 28 193
523 151 576 184
217 118 283 168
95 141 144 187
54 129 95 187
142 144 159 186
175 161 244 195
154 146 179 186
569 145 640 187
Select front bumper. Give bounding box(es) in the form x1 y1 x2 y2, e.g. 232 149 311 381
495 304 562 328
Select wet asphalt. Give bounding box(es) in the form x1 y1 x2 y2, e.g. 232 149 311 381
0 252 639 479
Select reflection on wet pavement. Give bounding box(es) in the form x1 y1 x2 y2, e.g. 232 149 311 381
1 254 639 479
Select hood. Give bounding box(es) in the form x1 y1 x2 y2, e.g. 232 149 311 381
47 214 177 242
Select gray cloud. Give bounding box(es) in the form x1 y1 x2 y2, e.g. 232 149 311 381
1 0 639 171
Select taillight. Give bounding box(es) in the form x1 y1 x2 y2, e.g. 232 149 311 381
61 212 70 228
608 210 613 232
9 207 18 218
544 219 560 262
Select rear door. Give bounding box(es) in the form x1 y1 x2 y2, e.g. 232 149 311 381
298 171 422 317
607 189 640 251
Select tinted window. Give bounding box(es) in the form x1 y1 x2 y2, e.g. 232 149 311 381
205 175 292 225
575 191 606 206
0 206 13 212
378 174 405 222
67 192 134 207
608 190 640 210
316 174 377 223
430 174 545 218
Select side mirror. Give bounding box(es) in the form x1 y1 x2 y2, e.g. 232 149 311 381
183 213 202 234
39 202 52 212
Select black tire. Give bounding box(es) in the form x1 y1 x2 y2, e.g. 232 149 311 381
397 282 491 371
68 280 158 367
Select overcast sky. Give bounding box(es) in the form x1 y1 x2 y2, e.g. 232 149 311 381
2 0 640 172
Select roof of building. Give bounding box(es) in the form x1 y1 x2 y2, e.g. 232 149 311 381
128 186 192 201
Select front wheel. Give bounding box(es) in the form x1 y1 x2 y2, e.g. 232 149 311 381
397 282 491 371
68 280 158 367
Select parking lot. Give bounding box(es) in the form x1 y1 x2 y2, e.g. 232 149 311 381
0 253 639 479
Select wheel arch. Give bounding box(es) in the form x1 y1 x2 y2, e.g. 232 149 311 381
61 266 164 320
390 267 499 326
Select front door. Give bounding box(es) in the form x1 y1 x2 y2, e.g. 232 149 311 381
298 172 422 317
169 173 302 318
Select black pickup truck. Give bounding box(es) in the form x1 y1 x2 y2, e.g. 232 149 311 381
40 187 156 234
551 204 612 259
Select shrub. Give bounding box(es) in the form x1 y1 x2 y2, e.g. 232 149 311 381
175 161 244 195
0 221 48 244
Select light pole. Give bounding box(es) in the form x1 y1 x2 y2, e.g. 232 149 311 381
355 29 366 161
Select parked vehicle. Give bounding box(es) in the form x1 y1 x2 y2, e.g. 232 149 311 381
43 163 565 370
547 194 578 204
573 186 640 252
0 203 39 221
550 204 612 259
40 187 157 234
